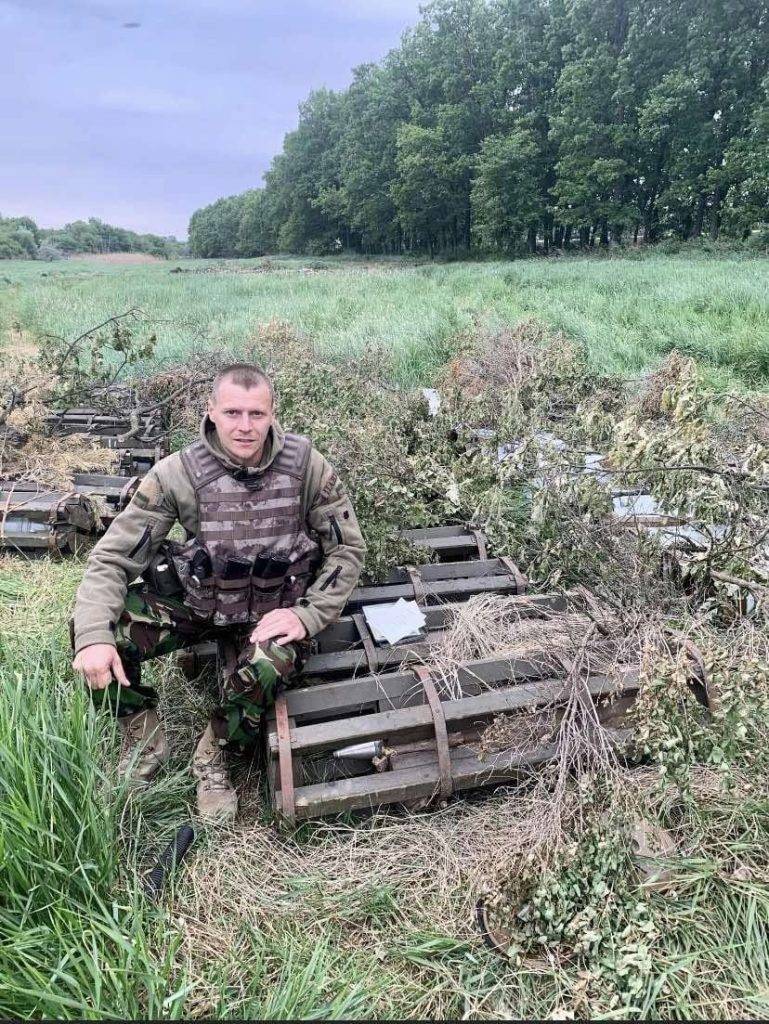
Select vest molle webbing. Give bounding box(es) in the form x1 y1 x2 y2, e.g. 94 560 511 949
179 433 321 626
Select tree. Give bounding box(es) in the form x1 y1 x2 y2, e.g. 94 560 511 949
471 129 542 253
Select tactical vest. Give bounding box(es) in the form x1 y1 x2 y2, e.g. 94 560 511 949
174 432 321 626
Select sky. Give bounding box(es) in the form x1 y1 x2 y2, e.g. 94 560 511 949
0 0 423 238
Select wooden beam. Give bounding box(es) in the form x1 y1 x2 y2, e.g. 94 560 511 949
268 667 639 754
285 728 633 818
345 573 524 610
315 591 569 650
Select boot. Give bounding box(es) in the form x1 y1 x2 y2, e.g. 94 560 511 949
118 709 169 786
192 723 238 823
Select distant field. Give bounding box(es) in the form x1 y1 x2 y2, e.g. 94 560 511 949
1 252 768 389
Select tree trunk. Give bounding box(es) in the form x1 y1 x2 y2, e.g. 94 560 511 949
709 187 725 240
691 194 706 238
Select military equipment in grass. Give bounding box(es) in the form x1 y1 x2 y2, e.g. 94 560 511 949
71 473 139 527
46 407 168 477
0 480 98 555
260 586 710 823
397 524 498 563
263 601 641 824
142 823 196 900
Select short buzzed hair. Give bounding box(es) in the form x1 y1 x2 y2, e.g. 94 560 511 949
211 363 275 404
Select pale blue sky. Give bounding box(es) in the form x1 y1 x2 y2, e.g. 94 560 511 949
0 0 422 237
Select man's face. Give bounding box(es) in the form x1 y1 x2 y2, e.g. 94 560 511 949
207 380 275 466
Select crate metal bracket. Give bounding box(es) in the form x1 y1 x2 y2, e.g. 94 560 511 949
412 664 453 802
275 693 296 824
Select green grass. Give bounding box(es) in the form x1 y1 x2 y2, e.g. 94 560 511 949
2 252 769 389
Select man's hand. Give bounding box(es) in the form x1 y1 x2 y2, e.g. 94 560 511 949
250 609 308 647
72 643 130 690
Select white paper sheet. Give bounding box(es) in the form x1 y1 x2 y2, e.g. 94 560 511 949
362 598 427 645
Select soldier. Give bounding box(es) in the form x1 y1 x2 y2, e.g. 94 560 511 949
72 363 365 822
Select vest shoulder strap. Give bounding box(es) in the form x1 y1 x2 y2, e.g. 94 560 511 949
272 432 312 480
180 440 227 492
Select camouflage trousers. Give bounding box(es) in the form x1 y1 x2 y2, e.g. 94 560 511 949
88 582 305 748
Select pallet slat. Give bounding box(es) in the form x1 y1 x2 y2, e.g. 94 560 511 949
345 572 525 610
268 667 639 755
287 729 633 818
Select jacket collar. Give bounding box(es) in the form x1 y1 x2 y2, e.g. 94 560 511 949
199 414 286 476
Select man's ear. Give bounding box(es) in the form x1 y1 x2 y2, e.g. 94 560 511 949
206 396 215 417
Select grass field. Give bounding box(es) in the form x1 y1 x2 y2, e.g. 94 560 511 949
2 253 769 1020
2 251 769 389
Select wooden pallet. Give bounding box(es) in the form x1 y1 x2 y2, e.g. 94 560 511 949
0 481 98 555
398 524 493 561
72 473 139 525
264 657 640 822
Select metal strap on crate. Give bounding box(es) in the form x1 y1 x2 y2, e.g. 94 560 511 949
352 612 378 674
412 664 453 802
275 694 296 824
499 556 527 595
470 527 488 561
406 565 425 606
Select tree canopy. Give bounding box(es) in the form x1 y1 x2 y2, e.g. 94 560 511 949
0 215 184 260
189 0 769 257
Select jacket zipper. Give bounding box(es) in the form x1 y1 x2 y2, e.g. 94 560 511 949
328 514 343 545
127 524 152 561
319 565 342 591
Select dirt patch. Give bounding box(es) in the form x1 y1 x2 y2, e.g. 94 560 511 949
69 252 163 266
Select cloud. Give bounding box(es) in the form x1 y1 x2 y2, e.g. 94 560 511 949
98 86 195 115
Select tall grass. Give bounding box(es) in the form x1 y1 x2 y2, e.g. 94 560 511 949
1 253 768 389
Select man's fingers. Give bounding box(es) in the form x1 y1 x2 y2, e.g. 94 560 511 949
110 653 131 687
86 671 111 690
272 633 292 646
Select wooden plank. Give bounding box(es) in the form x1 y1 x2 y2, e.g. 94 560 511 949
287 729 632 819
273 650 576 721
384 558 508 584
72 473 135 493
314 592 573 650
268 672 417 723
401 526 468 540
304 637 441 677
345 573 524 610
268 668 639 754
413 537 477 554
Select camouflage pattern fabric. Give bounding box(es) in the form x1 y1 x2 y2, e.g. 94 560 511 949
88 581 303 748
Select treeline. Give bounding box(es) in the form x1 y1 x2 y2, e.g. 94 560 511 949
189 0 769 258
0 215 184 260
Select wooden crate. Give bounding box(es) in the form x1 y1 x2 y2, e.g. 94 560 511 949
264 657 640 822
46 408 168 477
398 524 493 562
0 481 98 555
72 473 139 526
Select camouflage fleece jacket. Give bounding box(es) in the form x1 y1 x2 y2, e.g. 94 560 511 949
72 416 366 653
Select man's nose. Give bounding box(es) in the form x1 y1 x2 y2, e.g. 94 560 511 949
237 412 252 430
